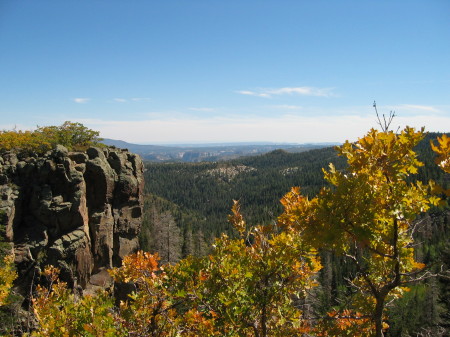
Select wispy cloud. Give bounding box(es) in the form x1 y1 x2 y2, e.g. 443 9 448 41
73 98 90 104
270 104 303 110
73 97 152 104
114 98 127 103
131 97 151 102
383 104 442 116
112 97 151 103
237 86 335 98
397 104 439 112
188 107 215 112
237 90 271 98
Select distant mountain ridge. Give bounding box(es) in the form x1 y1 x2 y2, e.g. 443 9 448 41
101 138 339 162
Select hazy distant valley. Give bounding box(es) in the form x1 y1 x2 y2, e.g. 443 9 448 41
102 138 338 162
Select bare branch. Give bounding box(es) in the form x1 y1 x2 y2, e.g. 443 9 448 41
373 101 396 132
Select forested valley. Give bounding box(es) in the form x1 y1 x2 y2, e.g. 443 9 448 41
140 131 450 336
141 132 449 254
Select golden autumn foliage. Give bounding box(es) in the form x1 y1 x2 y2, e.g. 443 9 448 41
0 255 16 307
431 134 450 173
108 205 321 337
0 121 103 154
431 135 450 199
31 266 120 337
279 126 443 337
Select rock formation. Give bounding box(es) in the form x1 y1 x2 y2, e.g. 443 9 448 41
0 145 144 295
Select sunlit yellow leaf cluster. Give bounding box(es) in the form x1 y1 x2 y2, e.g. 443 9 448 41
0 254 16 307
32 266 119 337
431 134 450 174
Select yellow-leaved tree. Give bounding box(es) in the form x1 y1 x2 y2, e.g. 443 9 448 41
279 126 445 337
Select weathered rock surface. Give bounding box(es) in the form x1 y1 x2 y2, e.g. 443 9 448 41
0 146 144 294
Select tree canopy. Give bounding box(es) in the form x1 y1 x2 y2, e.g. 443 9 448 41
279 127 446 336
0 121 103 154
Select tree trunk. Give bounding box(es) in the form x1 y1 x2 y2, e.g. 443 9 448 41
261 302 267 337
374 296 385 337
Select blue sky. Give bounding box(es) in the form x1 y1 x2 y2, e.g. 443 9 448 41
1 1 449 144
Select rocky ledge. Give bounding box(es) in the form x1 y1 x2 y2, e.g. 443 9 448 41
0 145 144 295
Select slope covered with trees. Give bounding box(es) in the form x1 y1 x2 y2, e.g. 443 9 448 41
23 127 450 336
143 146 347 241
142 132 449 250
139 130 450 336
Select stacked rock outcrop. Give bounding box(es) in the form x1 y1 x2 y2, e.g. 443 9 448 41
0 145 144 294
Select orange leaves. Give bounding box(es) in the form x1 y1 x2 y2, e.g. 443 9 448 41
113 251 160 281
136 251 160 272
412 261 426 271
181 309 219 336
42 264 60 284
431 134 450 174
109 251 181 336
228 199 246 236
316 309 373 337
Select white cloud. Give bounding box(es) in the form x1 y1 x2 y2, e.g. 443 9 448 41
188 107 215 112
270 105 303 110
268 87 333 97
236 90 271 98
395 104 440 113
237 87 335 98
73 98 90 104
114 98 127 103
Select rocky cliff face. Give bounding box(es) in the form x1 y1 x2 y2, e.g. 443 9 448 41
0 145 144 294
